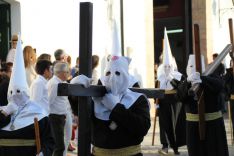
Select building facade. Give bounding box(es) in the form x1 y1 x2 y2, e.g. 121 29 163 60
0 0 234 89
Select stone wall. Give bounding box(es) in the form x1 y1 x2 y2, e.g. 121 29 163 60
192 0 213 64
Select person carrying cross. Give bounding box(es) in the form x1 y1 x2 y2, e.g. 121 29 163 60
70 19 150 156
71 55 151 156
173 54 229 156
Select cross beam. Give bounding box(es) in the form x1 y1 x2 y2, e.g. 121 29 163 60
58 83 165 99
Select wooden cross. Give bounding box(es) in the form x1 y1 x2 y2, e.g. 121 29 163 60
190 24 232 140
57 2 165 156
193 24 206 140
73 2 92 156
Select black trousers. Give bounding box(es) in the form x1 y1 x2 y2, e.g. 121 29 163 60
158 103 177 149
49 114 66 156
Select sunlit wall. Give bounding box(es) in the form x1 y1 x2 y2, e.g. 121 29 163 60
7 0 154 88
212 0 234 67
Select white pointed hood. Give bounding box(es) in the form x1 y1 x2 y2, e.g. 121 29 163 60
110 20 122 57
186 54 205 77
7 34 30 104
162 28 175 67
95 21 144 121
157 28 182 89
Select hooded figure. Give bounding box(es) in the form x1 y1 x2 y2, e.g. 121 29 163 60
157 28 186 155
157 28 182 90
71 21 150 156
94 56 141 120
7 35 30 111
101 20 140 88
174 54 229 156
71 55 151 155
0 34 54 156
186 54 205 85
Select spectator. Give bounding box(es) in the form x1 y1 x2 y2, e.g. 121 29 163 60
52 49 68 74
53 49 75 153
63 54 76 154
30 60 52 115
47 62 71 156
37 53 52 62
6 34 18 63
54 49 68 63
212 53 225 77
23 46 37 86
0 62 13 106
91 55 99 85
71 57 79 78
66 55 73 81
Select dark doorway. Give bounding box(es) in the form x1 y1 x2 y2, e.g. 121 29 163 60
0 0 11 62
154 0 192 74
154 17 185 73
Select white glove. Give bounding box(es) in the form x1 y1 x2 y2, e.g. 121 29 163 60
36 152 44 156
2 102 18 115
166 74 173 81
70 74 92 88
187 72 202 85
101 93 120 110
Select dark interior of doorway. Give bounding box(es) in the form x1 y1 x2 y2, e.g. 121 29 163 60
154 17 186 74
153 0 192 75
0 0 11 62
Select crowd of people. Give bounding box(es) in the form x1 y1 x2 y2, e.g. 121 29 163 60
0 32 152 156
0 35 86 156
0 29 233 156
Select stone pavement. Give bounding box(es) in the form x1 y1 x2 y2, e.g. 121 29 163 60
68 112 234 156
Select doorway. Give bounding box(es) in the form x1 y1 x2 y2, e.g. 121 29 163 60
154 17 185 73
153 0 192 74
0 0 11 62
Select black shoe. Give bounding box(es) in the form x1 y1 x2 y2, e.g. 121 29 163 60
173 148 180 155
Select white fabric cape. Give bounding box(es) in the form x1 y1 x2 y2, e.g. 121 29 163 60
1 100 46 131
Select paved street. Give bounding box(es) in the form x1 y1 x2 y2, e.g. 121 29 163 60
137 112 234 156
68 112 234 156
